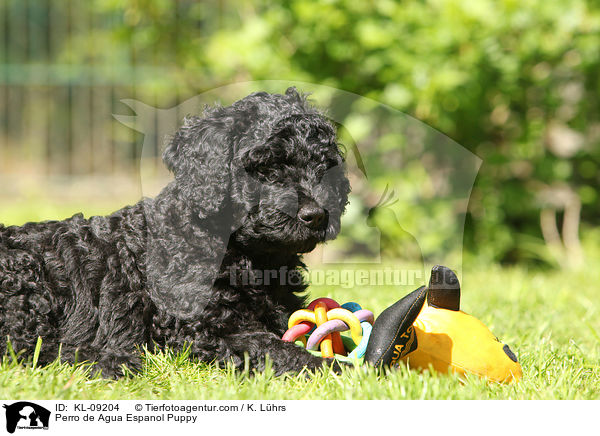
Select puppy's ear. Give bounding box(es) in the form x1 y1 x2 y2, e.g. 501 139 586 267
149 112 244 320
163 112 233 219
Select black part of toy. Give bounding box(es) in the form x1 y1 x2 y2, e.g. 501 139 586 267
427 265 460 311
503 344 518 363
364 285 427 368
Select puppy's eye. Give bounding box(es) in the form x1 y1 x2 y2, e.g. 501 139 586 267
327 157 341 170
253 164 279 182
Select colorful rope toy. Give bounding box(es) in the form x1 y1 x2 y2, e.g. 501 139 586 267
282 297 375 359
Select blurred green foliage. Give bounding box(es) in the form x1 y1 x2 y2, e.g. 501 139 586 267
3 0 600 266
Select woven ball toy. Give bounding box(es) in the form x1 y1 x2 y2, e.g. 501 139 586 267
282 298 374 359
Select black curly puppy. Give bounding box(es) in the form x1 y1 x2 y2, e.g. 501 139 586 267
0 88 350 377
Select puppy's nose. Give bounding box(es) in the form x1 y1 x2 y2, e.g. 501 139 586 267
298 204 326 230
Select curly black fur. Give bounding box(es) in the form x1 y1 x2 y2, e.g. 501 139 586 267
0 88 350 377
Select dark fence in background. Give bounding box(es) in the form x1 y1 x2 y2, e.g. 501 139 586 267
0 0 210 177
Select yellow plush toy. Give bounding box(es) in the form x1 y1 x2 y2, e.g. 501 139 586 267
401 265 523 383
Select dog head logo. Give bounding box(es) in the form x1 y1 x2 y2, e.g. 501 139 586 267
3 402 50 433
114 82 481 316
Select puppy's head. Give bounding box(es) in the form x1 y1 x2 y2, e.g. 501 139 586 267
163 87 350 255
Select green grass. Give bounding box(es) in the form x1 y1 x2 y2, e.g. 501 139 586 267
1 199 599 399
0 193 140 227
0 265 598 400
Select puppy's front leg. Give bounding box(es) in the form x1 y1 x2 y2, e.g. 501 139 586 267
221 331 345 375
